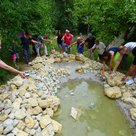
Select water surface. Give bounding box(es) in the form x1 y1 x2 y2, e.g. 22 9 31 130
54 80 133 136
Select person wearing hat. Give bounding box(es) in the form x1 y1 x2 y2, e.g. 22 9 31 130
70 37 84 54
62 29 73 54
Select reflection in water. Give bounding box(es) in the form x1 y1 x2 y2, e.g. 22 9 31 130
54 80 133 136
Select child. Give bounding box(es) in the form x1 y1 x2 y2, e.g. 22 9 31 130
9 46 17 67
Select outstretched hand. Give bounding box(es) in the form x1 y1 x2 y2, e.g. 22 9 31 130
18 72 26 78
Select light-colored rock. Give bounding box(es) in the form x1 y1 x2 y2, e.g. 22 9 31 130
18 84 29 96
70 107 78 120
32 63 43 70
123 97 136 107
46 108 54 117
0 92 10 101
10 84 17 92
3 125 14 135
130 108 136 120
106 74 123 87
15 109 26 120
8 113 15 119
13 119 19 127
54 58 62 63
16 130 28 136
3 119 13 127
28 98 38 107
25 117 35 128
0 114 8 121
10 76 24 87
52 120 62 133
39 115 52 129
27 106 42 115
17 121 25 130
12 98 22 109
12 127 19 135
104 86 122 99
0 125 3 134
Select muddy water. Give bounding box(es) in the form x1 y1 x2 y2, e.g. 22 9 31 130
54 80 133 136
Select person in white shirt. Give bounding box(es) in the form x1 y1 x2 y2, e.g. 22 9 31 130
121 42 136 81
91 40 106 60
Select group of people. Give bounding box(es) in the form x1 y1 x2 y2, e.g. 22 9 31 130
0 30 136 111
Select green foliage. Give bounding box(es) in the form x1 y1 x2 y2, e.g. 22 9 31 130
73 0 136 43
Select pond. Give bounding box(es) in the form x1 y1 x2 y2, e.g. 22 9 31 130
54 80 133 136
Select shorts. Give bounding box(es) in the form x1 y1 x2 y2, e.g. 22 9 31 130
11 54 17 60
132 47 136 65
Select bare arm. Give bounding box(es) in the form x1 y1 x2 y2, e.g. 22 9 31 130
31 39 40 44
113 54 123 72
70 41 77 47
0 60 25 78
100 61 106 77
109 52 114 72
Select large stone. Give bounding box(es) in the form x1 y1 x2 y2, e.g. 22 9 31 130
0 114 8 121
15 109 26 120
3 125 14 135
38 96 60 110
46 108 54 117
28 98 38 107
12 98 22 109
0 125 3 134
70 107 78 120
17 121 26 130
12 127 19 135
18 84 29 96
25 117 35 128
123 97 136 107
32 63 43 70
0 92 10 101
3 119 13 127
130 108 136 120
104 86 122 99
54 58 62 63
10 84 17 92
52 120 62 133
10 76 24 87
38 99 50 108
39 115 52 129
106 74 123 87
27 106 42 115
16 130 28 136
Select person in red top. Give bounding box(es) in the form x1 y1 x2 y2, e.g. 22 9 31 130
62 29 73 54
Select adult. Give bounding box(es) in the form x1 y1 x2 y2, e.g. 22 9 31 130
62 29 73 54
0 41 25 111
100 46 126 78
121 42 136 81
70 37 84 54
91 40 106 61
56 30 63 52
20 32 38 64
80 33 96 58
